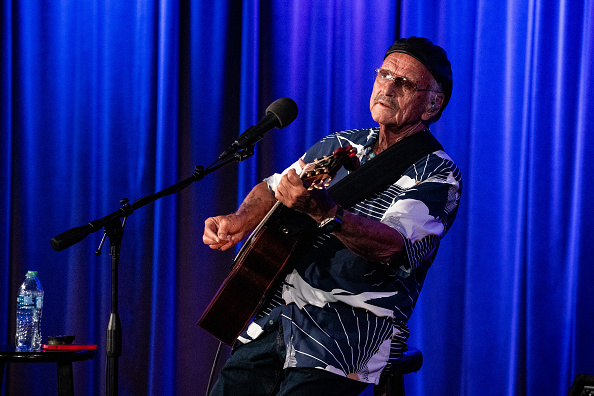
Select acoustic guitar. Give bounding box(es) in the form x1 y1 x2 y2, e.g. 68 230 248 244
198 145 359 345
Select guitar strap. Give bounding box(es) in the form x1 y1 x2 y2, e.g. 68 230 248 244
327 129 443 208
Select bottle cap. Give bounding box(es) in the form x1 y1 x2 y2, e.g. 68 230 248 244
26 270 38 277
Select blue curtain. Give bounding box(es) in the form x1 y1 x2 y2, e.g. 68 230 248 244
2 1 593 395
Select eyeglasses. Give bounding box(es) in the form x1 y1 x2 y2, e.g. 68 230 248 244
374 68 443 97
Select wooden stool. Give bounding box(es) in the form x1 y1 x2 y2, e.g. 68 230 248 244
374 347 423 396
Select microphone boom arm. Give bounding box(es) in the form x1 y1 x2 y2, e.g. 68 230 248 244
50 149 249 252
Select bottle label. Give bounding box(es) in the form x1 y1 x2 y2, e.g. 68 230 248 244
19 295 34 306
36 296 43 309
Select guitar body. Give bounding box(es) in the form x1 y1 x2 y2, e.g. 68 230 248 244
198 145 358 345
198 207 310 345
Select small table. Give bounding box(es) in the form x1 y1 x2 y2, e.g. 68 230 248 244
0 345 96 396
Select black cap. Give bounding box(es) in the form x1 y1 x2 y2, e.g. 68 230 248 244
384 37 453 120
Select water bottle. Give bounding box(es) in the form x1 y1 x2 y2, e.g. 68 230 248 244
15 271 44 352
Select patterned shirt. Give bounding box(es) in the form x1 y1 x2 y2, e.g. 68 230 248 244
237 127 462 385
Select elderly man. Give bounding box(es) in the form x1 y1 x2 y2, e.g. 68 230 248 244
203 36 462 396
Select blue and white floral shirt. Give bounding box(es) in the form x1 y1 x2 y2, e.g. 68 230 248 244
237 127 462 385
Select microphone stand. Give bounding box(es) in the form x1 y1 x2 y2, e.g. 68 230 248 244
51 144 257 396
103 215 124 396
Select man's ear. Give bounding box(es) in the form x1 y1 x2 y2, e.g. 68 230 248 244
422 93 445 121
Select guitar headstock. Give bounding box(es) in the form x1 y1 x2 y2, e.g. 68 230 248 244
301 145 359 189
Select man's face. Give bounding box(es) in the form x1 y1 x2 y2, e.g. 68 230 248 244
370 53 439 129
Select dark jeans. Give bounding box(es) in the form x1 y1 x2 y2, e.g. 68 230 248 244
209 323 370 396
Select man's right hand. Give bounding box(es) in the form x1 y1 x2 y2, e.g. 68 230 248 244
202 181 278 251
203 214 250 251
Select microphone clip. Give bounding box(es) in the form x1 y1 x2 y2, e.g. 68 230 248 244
233 145 256 162
218 125 260 160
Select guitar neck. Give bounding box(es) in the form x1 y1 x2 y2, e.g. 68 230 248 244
240 166 313 256
252 165 311 237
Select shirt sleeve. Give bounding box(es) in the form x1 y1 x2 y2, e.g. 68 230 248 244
263 158 303 191
381 151 462 274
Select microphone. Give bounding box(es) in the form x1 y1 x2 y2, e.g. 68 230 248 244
219 97 298 159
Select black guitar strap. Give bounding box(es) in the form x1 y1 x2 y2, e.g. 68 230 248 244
327 129 443 208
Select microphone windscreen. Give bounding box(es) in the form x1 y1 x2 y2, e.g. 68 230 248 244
266 98 298 128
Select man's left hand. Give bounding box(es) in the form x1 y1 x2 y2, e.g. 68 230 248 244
274 159 336 222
